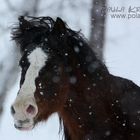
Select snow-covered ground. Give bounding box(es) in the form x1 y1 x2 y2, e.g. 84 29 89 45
0 0 140 139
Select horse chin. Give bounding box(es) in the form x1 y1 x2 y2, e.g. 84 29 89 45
14 119 35 131
15 124 34 131
20 126 34 131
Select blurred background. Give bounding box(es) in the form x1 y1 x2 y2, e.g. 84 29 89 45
0 0 140 139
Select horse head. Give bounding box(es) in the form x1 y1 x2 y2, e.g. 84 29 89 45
11 16 71 130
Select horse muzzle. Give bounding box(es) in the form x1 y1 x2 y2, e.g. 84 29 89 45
14 119 34 131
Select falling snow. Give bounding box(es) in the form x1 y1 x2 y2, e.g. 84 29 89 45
87 87 91 90
69 76 77 84
115 100 119 103
92 83 96 87
89 106 92 109
99 76 103 80
40 92 44 95
79 42 83 46
83 74 86 77
137 111 140 114
74 46 80 53
39 83 42 86
77 63 81 68
60 33 64 37
52 76 60 83
105 131 111 136
88 62 100 73
122 123 126 127
44 38 48 42
69 98 73 102
78 117 81 120
79 125 82 128
132 123 136 126
89 112 93 115
65 53 68 56
111 103 114 106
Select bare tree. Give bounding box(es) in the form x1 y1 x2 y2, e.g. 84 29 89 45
89 0 107 60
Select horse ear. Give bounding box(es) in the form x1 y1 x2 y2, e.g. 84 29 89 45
52 17 66 34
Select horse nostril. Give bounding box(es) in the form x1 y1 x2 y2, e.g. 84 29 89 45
14 124 22 129
11 106 16 115
26 104 36 115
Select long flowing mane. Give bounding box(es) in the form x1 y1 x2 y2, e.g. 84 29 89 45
12 16 55 51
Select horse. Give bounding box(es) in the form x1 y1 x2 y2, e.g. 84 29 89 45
11 16 140 140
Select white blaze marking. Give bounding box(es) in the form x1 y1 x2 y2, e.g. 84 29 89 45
12 48 47 129
19 47 47 96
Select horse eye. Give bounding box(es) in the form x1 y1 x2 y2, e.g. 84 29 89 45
11 106 15 115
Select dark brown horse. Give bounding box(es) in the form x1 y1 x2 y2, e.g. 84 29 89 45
11 16 140 140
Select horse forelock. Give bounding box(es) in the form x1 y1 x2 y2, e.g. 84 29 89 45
12 16 84 57
12 16 55 52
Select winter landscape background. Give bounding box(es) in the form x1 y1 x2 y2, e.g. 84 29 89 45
0 0 140 139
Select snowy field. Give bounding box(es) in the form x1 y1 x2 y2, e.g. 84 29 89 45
0 0 140 139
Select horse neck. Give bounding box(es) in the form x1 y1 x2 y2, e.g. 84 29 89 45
62 40 109 92
59 42 110 139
